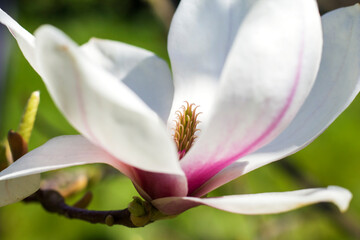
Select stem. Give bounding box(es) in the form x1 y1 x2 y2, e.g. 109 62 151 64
24 189 139 228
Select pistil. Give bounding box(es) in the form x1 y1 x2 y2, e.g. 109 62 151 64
173 102 201 160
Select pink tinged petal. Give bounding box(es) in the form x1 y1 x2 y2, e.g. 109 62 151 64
194 4 360 197
152 186 352 216
0 8 38 72
167 0 256 125
0 175 40 207
181 0 323 194
81 39 174 123
34 25 184 177
0 135 187 199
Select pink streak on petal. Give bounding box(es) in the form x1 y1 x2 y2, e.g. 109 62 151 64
187 39 305 195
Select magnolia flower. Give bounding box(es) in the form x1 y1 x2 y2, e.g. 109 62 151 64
0 0 359 216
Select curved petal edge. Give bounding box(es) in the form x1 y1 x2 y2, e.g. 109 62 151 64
152 186 352 215
0 8 38 71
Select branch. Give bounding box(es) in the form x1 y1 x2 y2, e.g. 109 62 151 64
24 189 142 228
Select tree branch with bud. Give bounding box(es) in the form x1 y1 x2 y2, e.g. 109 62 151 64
23 190 168 227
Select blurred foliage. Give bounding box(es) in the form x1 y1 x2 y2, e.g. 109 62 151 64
0 0 360 240
18 0 148 20
317 0 360 14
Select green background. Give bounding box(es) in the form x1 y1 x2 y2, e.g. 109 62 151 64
0 1 359 239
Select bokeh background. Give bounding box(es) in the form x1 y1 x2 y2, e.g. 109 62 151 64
0 0 360 239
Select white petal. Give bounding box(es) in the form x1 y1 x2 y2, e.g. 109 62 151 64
81 38 174 122
0 8 38 72
0 135 124 181
152 186 352 215
193 4 360 197
167 0 255 125
34 25 183 175
181 0 322 194
0 175 40 207
247 3 360 175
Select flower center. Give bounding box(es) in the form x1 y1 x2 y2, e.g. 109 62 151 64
173 102 201 160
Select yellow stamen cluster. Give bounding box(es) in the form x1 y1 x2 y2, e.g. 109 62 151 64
173 102 201 160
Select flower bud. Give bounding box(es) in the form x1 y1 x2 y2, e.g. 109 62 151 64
128 197 146 217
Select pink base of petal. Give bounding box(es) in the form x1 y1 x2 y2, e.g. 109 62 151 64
131 168 188 200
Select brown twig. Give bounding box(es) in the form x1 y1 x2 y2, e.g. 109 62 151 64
24 189 138 227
